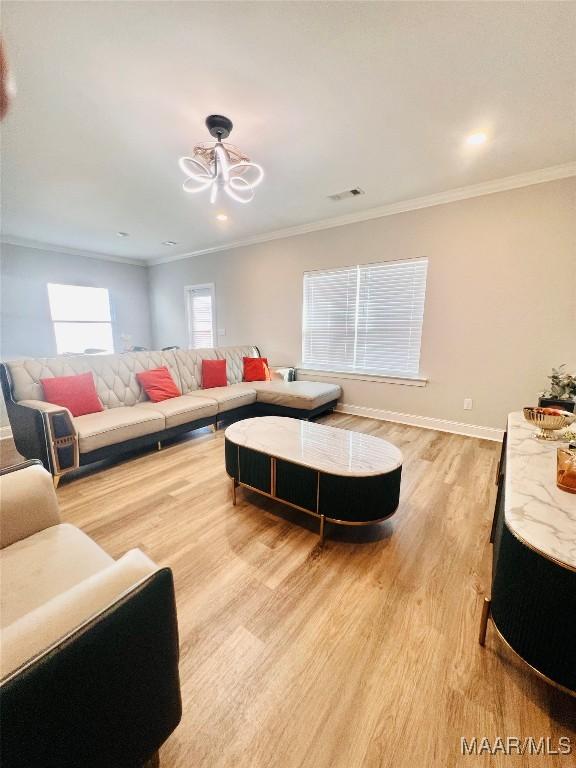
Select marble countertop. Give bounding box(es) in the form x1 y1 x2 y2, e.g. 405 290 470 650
225 416 402 477
506 411 576 569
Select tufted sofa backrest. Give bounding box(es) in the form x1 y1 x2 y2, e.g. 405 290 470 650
173 345 259 392
88 351 182 408
7 356 91 403
216 345 260 385
4 346 260 407
172 348 218 393
5 351 181 408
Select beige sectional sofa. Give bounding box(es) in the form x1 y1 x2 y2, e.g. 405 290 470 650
0 460 181 767
1 345 341 483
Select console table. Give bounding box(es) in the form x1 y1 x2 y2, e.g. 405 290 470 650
224 416 402 542
480 411 576 695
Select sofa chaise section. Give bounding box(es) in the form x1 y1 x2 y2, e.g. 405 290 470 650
249 380 342 414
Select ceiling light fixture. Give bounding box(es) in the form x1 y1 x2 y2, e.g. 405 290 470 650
179 115 264 205
116 231 129 237
466 132 488 145
162 240 178 246
216 213 228 222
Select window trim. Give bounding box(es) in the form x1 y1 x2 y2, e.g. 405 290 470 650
296 368 428 386
184 283 217 350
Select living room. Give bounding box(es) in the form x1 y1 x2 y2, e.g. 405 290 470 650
0 2 574 767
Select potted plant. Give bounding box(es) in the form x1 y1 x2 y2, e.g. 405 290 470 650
539 365 576 412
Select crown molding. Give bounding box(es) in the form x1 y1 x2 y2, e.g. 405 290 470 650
2 162 574 268
149 161 576 266
0 235 148 267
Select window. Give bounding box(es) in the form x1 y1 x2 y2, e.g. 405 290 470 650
185 284 216 348
302 258 428 378
47 283 114 354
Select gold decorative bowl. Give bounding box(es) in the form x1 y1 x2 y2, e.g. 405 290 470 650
523 407 576 440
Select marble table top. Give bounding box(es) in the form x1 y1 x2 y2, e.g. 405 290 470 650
225 416 402 477
506 411 576 569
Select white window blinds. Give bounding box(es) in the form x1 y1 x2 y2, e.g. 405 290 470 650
186 287 214 348
302 258 428 378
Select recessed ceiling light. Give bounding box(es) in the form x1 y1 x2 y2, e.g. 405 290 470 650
216 214 228 222
162 240 178 246
466 132 488 145
116 231 129 237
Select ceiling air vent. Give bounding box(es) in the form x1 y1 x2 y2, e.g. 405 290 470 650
328 187 365 202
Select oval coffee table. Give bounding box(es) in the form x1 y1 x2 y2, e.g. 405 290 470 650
225 416 402 543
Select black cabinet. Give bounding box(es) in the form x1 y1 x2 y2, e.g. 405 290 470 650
482 428 576 695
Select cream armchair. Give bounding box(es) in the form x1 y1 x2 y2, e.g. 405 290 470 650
0 461 182 768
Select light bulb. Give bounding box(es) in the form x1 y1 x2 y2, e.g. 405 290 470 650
466 132 488 145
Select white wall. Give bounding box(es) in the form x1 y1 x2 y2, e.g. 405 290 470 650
149 177 576 431
0 243 152 359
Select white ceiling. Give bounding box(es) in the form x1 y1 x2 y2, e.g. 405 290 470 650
2 1 575 263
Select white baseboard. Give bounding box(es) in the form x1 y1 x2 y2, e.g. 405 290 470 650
335 403 504 442
0 425 13 440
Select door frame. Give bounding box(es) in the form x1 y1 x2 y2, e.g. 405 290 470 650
184 283 217 349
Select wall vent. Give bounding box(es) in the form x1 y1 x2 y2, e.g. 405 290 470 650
328 187 365 202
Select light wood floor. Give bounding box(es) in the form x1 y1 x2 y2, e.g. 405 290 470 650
4 415 575 766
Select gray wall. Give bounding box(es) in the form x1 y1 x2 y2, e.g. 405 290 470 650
149 177 576 430
0 243 152 426
0 243 152 360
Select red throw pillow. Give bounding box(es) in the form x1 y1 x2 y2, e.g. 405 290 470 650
243 357 271 382
136 366 181 402
202 359 227 389
41 372 103 417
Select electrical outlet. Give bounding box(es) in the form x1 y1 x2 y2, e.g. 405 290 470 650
464 398 473 410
